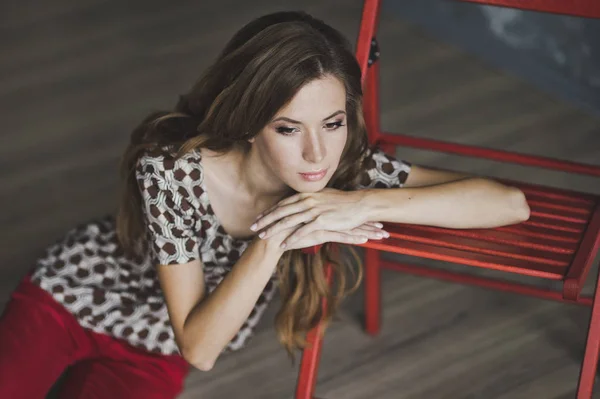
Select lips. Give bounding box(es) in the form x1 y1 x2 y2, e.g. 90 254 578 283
299 169 328 182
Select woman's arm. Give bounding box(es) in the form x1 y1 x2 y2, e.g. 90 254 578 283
159 238 282 371
159 222 383 371
402 164 468 188
361 177 530 229
252 155 530 244
138 154 286 370
251 164 531 245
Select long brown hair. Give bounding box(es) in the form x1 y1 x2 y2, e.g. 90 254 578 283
117 11 370 360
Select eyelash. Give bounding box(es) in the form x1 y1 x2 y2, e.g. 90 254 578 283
275 120 346 136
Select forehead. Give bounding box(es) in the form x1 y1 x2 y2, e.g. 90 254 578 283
275 75 346 120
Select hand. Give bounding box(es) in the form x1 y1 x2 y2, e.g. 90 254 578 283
261 221 389 253
251 188 388 248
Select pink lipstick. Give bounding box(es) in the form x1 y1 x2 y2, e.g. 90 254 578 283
299 169 327 182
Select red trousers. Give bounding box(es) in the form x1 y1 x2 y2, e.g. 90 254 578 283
0 276 190 398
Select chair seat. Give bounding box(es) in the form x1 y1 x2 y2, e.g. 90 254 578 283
359 180 600 284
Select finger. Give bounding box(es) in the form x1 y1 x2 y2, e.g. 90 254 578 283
286 230 368 250
354 225 385 233
254 193 304 221
352 226 389 240
252 201 312 232
284 221 386 247
364 221 384 229
259 210 317 239
274 193 306 208
281 219 322 248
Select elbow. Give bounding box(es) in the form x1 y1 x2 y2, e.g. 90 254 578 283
193 360 215 372
181 346 216 372
508 187 530 223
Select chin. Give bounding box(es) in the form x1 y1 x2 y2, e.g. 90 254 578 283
290 179 330 193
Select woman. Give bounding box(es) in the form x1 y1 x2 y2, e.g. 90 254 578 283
0 11 530 399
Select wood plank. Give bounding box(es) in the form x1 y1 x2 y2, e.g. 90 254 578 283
1 1 600 398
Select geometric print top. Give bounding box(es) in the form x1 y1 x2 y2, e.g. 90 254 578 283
30 147 411 356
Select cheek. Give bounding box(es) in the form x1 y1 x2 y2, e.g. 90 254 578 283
263 137 300 171
328 130 348 161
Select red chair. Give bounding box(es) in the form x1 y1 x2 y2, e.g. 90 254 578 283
295 1 600 398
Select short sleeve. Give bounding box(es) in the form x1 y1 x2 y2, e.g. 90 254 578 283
136 154 200 265
356 148 412 189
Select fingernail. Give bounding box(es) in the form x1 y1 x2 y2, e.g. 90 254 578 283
250 224 257 231
375 222 383 228
259 232 266 239
384 231 390 238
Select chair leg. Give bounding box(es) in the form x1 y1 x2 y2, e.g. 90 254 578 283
365 248 381 335
295 322 326 399
295 263 333 399
576 268 600 398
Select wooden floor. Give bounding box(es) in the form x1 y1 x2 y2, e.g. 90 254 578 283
2 0 600 398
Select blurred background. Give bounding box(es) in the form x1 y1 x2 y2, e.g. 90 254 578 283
1 0 599 398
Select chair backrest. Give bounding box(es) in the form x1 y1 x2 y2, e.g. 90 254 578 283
458 0 600 18
355 0 381 84
355 0 600 178
356 0 600 80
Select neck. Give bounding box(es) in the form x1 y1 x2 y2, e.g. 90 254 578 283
235 147 292 206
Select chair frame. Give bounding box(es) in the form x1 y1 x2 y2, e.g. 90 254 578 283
295 1 600 398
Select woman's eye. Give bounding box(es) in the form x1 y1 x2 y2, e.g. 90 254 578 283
275 126 298 135
325 121 346 130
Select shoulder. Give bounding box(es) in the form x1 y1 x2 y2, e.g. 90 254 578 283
136 148 207 213
137 149 203 181
137 149 204 191
357 147 412 189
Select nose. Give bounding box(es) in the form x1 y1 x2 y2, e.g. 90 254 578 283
302 129 326 164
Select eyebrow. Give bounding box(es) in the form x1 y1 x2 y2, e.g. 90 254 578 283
271 110 346 124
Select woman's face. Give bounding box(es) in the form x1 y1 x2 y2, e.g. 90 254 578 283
251 74 348 193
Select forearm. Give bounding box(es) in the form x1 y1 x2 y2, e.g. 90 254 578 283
362 178 530 229
182 239 281 369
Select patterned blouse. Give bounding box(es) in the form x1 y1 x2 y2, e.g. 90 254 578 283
30 148 411 355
